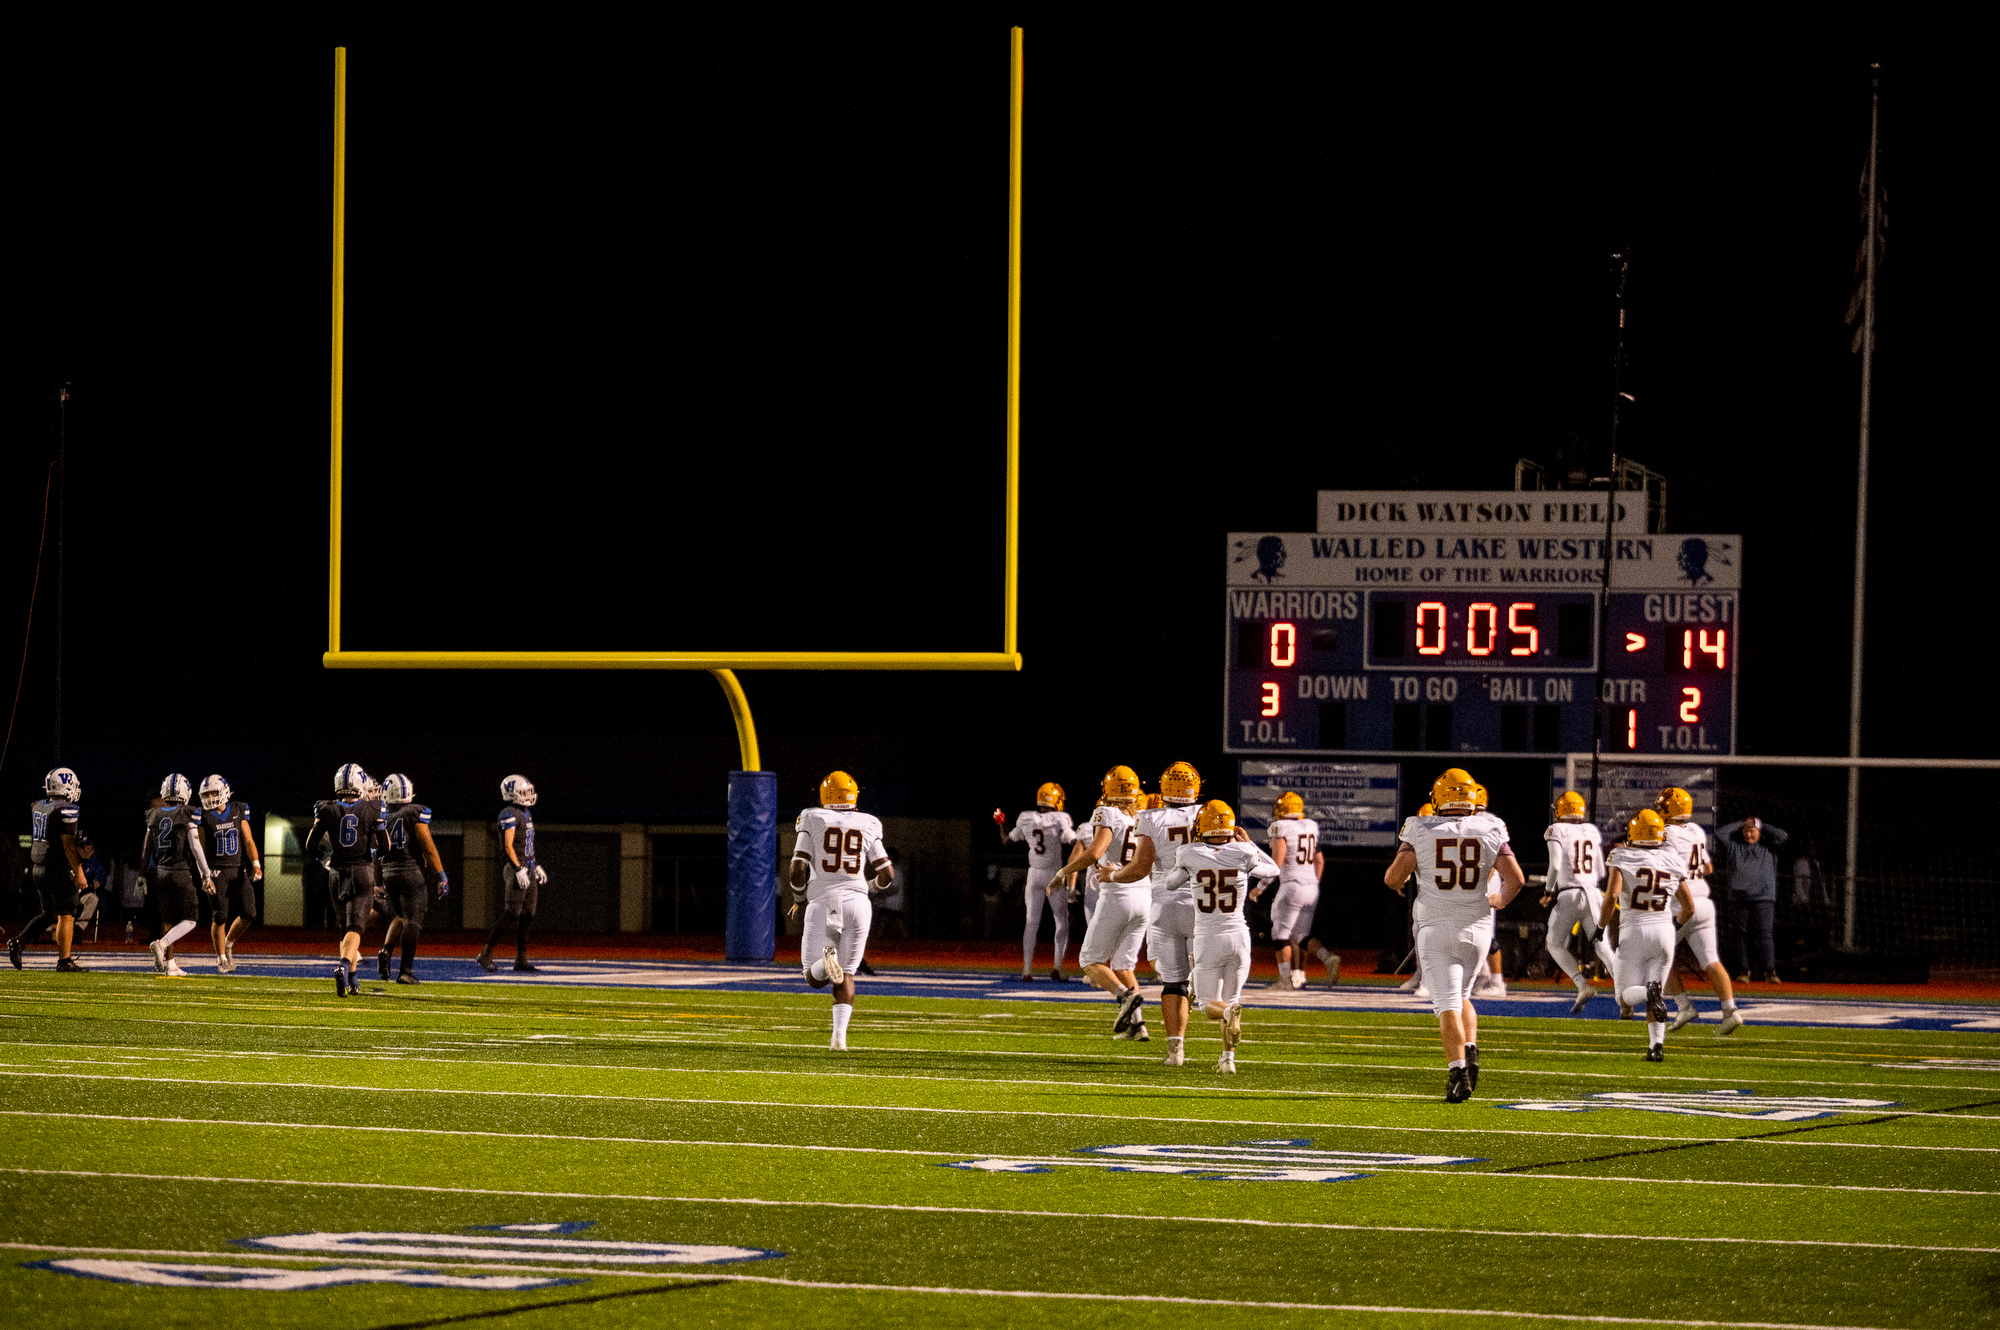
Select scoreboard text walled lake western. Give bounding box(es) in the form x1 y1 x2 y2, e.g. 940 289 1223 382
1224 497 1740 757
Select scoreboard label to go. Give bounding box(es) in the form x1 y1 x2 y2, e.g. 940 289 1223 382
1223 531 1741 758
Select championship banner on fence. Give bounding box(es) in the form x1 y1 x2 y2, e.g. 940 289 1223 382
1238 760 1401 846
1549 763 1717 842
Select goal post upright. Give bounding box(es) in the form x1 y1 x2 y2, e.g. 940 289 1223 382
323 32 1026 961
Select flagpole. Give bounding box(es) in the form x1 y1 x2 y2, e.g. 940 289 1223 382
1588 251 1630 829
1843 65 1880 952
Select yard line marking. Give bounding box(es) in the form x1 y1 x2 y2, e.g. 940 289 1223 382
2 1037 1986 1098
8 1108 1992 1156
2 1171 1990 1256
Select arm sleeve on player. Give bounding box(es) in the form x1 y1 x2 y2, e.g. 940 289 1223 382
187 823 212 880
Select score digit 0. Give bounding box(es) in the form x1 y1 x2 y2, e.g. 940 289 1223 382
1270 622 1297 667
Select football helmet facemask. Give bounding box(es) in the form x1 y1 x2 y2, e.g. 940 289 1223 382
44 767 81 802
159 773 193 805
381 773 415 806
500 774 538 807
1160 761 1201 805
198 774 232 812
818 771 859 809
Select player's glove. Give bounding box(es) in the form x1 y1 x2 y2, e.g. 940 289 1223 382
436 871 451 900
991 808 1006 829
531 863 548 886
514 866 531 889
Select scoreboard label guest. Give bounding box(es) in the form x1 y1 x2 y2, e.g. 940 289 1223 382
1224 519 1741 758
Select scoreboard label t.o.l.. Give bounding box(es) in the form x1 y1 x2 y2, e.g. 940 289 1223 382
1223 522 1742 757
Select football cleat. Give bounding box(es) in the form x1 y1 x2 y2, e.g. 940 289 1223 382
1464 1043 1480 1091
1221 1003 1243 1050
1670 999 1699 1032
164 959 187 977
1554 790 1587 821
1645 1043 1665 1063
1193 800 1237 843
1274 790 1305 821
45 767 82 801
1125 1022 1150 1042
1215 1052 1236 1074
1100 766 1141 806
1645 981 1669 1025
334 764 369 799
1619 999 1633 1020
1570 981 1594 1015
1655 787 1695 822
1035 781 1065 811
1718 1008 1745 1035
1398 973 1423 992
821 946 844 986
149 940 168 974
1445 1066 1472 1103
830 1032 847 1052
396 972 421 984
1163 1043 1185 1067
380 773 415 805
158 773 193 805
8 938 21 969
55 957 87 973
222 941 235 972
1289 969 1307 990
198 774 232 812
1049 969 1070 982
378 949 392 982
513 961 538 973
1113 987 1145 1033
500 773 538 807
347 968 360 995
1431 769 1478 814
1324 954 1341 988
1160 761 1201 805
475 950 498 973
1627 810 1667 847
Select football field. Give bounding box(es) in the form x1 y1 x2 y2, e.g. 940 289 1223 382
3 969 1997 1328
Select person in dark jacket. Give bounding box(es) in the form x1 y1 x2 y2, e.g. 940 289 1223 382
1711 817 1789 982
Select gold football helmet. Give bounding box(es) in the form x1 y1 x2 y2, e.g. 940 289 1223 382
1141 792 1164 810
1036 781 1066 810
1655 787 1694 822
1418 802 1436 817
1431 768 1478 814
1194 799 1237 842
1627 808 1667 846
1554 790 1588 821
1471 782 1489 810
1160 761 1202 805
1101 765 1141 806
819 771 859 809
1274 791 1305 820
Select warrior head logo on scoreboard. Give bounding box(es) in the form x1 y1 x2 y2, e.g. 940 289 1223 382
1676 537 1732 587
1233 536 1288 584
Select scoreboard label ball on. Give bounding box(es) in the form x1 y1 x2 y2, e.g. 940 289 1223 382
1225 495 1740 757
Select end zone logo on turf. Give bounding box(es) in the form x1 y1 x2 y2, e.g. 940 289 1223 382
29 1225 782 1290
1499 1091 1899 1121
944 1138 1483 1183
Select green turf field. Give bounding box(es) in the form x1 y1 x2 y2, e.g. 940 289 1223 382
2 973 1997 1328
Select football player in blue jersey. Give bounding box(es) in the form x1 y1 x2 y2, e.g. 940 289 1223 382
304 764 389 996
478 775 544 973
375 773 449 984
197 775 263 973
14 768 89 971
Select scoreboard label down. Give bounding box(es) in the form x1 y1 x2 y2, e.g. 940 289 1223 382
1224 530 1742 757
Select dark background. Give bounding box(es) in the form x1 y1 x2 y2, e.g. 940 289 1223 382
5 22 1989 937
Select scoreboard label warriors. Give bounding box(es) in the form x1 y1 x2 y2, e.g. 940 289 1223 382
1224 513 1742 756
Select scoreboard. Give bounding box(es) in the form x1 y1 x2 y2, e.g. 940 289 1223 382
1224 495 1740 757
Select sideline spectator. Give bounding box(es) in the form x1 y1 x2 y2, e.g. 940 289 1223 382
1712 816 1788 983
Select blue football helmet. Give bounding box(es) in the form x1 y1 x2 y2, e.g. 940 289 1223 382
45 767 81 802
159 773 193 805
500 774 537 807
334 763 370 798
381 773 415 805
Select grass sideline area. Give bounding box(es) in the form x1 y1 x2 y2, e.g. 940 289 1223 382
2 970 1997 1328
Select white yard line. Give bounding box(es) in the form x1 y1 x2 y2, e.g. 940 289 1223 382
1 1170 1991 1254
6 1107 1992 1155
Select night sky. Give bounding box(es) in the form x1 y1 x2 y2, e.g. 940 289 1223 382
5 24 1988 846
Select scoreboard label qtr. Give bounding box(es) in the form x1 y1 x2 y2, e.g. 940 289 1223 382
1224 529 1742 758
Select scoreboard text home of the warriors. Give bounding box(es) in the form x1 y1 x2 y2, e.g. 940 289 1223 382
1224 492 1742 758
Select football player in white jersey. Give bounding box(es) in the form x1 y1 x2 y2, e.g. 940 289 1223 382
1541 791 1618 1014
993 782 1078 981
1159 800 1279 1074
1103 762 1203 1065
1601 809 1694 1061
1253 791 1337 990
1385 769 1527 1102
1656 787 1744 1035
787 771 893 1052
1055 767 1150 1040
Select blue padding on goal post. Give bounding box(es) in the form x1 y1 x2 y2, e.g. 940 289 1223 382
726 770 778 962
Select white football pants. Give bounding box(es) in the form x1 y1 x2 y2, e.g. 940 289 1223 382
1416 914 1495 1016
1268 883 1319 941
1192 930 1252 1008
1675 896 1720 972
801 892 872 981
1615 921 1675 999
1147 895 1198 986
1545 886 1615 983
1079 885 1148 972
1021 868 1071 972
